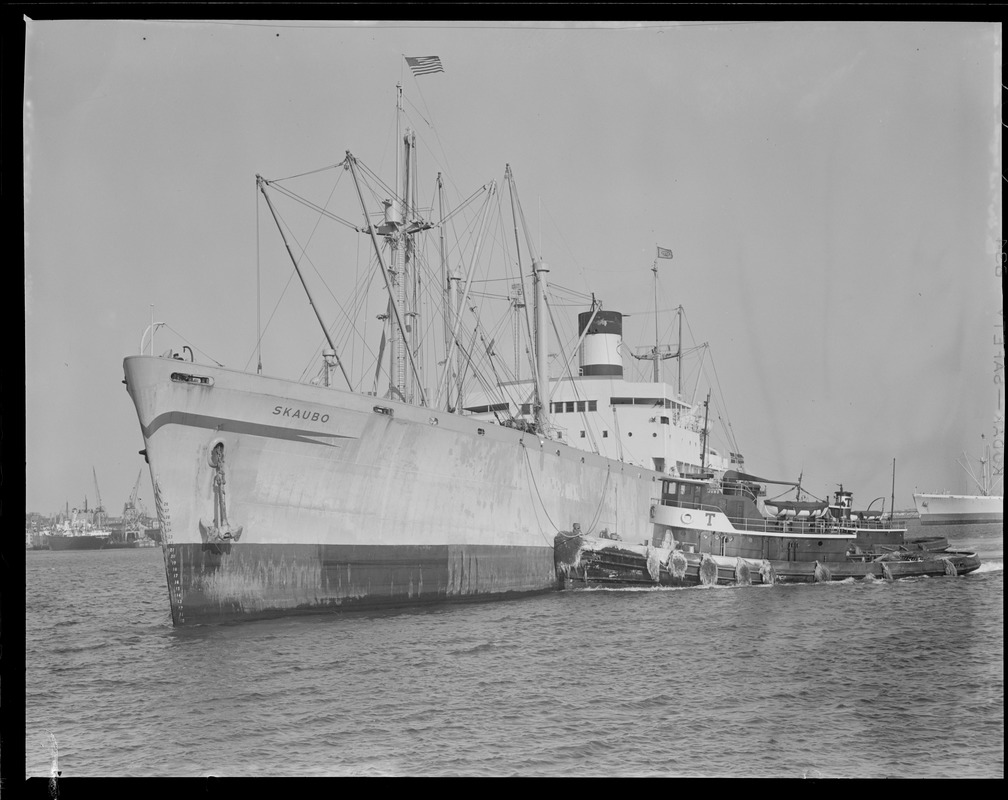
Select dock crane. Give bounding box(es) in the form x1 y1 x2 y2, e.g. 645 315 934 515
92 467 106 530
123 469 144 542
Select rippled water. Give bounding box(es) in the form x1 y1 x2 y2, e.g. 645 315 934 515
25 521 1003 778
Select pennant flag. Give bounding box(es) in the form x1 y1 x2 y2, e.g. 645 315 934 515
405 55 444 76
656 246 674 259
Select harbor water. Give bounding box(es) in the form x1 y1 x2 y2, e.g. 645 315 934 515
25 520 1003 778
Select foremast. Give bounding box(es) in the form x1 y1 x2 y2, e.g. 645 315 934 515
504 164 553 435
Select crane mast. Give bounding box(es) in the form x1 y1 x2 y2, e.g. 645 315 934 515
92 467 105 530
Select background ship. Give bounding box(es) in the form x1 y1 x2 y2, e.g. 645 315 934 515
914 441 1003 526
47 500 112 551
28 468 162 550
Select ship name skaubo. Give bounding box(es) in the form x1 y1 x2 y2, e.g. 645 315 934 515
272 406 330 423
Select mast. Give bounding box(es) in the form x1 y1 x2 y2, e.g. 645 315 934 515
890 457 896 522
700 390 710 471
439 173 454 403
403 128 415 402
505 164 529 387
638 262 678 388
534 257 550 432
982 438 990 495
652 260 660 383
502 163 548 431
256 176 352 390
677 305 683 397
448 271 462 410
345 151 428 406
387 83 409 402
512 284 524 380
435 181 496 411
395 82 402 221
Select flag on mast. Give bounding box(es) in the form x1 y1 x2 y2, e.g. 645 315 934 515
405 55 445 76
656 246 673 259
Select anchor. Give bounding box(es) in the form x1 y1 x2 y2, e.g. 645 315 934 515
199 442 243 553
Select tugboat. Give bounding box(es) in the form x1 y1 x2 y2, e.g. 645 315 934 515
554 471 981 588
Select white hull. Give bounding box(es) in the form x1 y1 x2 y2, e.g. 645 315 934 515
124 355 665 624
913 492 1003 525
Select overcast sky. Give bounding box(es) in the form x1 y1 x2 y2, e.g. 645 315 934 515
24 19 1002 516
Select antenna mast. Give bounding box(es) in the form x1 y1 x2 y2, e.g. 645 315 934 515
677 306 683 397
890 457 896 522
652 260 660 383
700 390 711 471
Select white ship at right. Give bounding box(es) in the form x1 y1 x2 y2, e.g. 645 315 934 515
914 440 1003 526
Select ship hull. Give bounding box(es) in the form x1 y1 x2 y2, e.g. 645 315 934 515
48 534 109 551
161 541 553 624
555 536 981 590
124 355 663 625
913 493 1004 526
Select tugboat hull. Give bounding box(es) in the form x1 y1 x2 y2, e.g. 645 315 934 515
554 533 982 590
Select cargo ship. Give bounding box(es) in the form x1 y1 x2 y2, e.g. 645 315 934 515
47 505 111 551
123 77 747 626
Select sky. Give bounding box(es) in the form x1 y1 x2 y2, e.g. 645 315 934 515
23 18 1003 516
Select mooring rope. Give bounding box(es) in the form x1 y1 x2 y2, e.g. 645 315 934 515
519 440 561 541
519 440 612 542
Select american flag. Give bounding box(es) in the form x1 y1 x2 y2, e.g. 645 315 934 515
405 55 444 76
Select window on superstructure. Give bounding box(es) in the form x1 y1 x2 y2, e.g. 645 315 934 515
660 416 669 425
463 402 510 414
588 400 597 412
521 403 531 415
580 431 586 438
602 431 608 438
577 401 586 412
565 401 575 413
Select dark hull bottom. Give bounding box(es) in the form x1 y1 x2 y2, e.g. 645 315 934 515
161 542 556 626
48 536 109 551
919 515 1003 526
555 540 981 591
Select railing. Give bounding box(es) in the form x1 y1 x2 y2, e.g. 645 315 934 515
654 496 882 536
